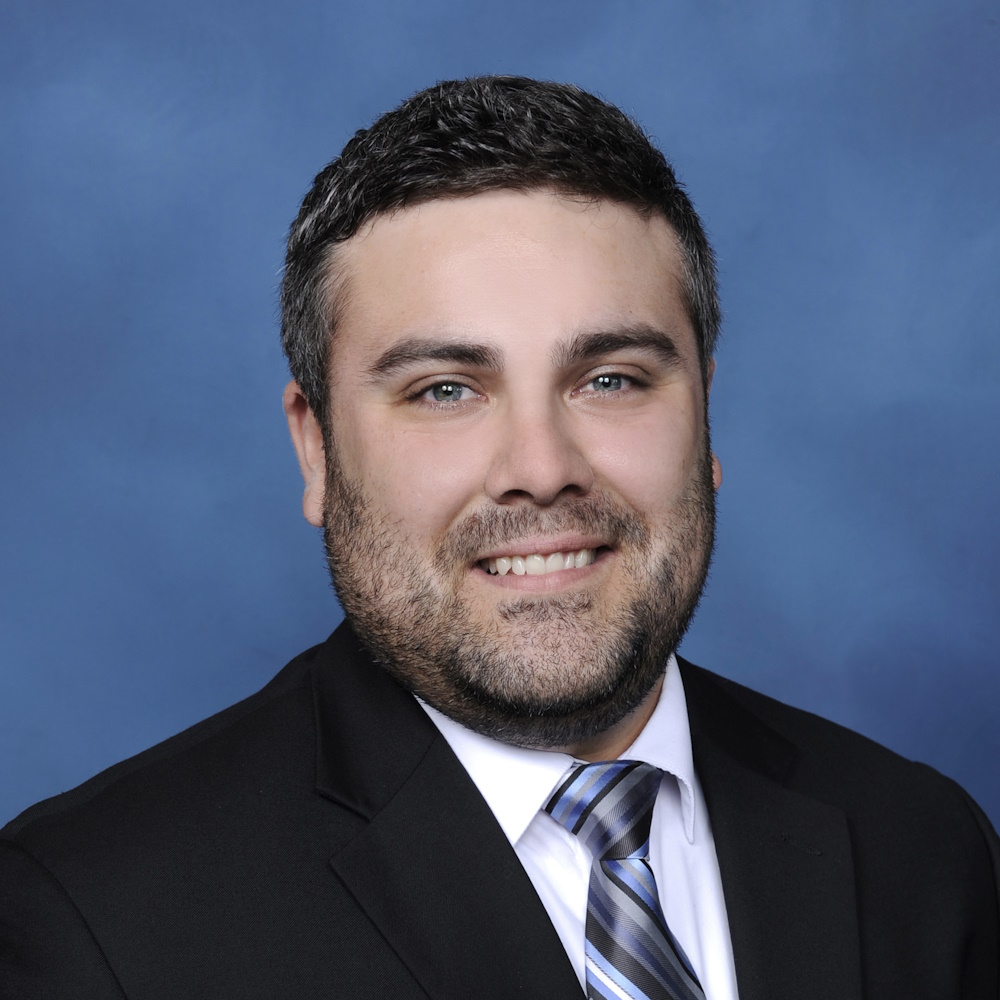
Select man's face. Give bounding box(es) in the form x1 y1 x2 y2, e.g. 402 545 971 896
287 190 720 752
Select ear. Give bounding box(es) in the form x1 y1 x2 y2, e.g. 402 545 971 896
705 358 723 490
283 381 326 527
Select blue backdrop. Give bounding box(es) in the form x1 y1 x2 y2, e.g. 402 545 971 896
2 0 997 826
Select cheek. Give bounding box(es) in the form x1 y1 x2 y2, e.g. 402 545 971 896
340 415 484 533
586 413 703 511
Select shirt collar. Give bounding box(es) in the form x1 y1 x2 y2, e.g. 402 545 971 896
623 652 698 843
418 653 698 846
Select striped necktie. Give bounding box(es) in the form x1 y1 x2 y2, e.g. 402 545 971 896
545 760 706 1000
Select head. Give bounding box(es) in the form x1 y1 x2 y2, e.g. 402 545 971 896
282 77 722 758
281 75 720 436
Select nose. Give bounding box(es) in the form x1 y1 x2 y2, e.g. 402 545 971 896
484 401 595 506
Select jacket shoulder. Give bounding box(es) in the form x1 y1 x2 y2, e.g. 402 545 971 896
0 632 435 998
1 640 326 852
679 657 1000 852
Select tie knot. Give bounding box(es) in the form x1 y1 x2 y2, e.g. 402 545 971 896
545 760 663 860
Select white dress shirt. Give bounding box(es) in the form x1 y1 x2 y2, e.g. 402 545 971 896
420 654 740 1000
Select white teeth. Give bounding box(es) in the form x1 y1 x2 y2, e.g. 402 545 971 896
526 555 546 576
482 548 598 576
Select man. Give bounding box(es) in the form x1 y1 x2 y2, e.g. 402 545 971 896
1 76 997 999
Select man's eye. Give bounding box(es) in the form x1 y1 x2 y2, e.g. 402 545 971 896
589 374 626 392
423 382 474 403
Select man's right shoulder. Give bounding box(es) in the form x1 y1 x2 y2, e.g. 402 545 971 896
1 639 327 855
0 628 451 999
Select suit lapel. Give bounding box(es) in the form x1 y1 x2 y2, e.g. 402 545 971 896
308 628 863 999
311 626 581 999
681 661 863 1000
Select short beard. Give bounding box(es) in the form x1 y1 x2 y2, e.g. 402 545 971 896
321 441 716 751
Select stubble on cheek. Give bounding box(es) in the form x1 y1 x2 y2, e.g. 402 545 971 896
320 437 716 749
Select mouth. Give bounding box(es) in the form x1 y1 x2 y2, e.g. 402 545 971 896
478 547 602 577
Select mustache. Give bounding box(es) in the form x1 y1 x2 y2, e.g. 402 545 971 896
436 493 651 568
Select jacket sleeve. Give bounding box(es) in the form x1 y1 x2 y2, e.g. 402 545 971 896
0 840 126 1000
961 789 1000 999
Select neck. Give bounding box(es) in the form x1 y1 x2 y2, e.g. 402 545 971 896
560 675 664 762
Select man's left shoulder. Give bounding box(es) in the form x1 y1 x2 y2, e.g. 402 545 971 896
679 659 999 994
678 656 999 849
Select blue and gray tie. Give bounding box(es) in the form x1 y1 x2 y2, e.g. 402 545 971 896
545 760 706 1000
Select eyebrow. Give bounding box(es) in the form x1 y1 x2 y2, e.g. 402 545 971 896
365 338 505 382
552 325 684 370
364 324 685 384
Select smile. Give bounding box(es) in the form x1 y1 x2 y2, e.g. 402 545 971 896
479 549 598 577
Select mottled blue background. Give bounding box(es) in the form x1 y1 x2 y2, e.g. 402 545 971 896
2 0 998 826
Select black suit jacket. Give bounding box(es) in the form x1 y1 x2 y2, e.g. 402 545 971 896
2 624 998 999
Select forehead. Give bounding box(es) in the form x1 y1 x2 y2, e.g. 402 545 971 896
329 189 693 363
